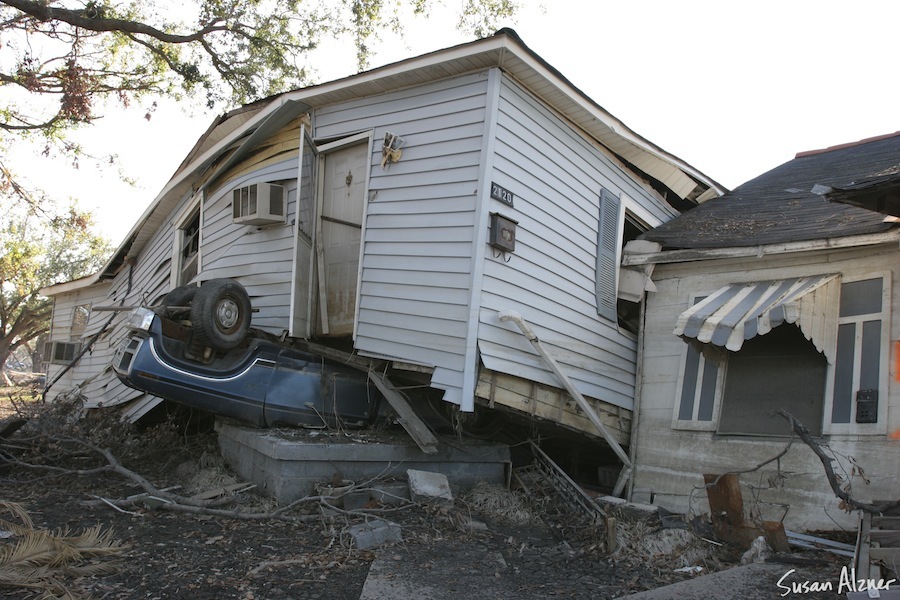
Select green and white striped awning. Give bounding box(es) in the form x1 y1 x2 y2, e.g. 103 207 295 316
674 274 840 361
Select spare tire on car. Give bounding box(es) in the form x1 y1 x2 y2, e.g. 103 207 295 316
190 279 252 351
158 284 198 319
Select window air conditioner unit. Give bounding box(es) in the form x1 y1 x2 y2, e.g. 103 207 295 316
232 183 285 225
43 341 81 365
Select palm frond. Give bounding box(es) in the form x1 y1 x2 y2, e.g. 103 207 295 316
0 504 126 598
0 501 34 529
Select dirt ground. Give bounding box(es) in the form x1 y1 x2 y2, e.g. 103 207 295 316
0 386 851 599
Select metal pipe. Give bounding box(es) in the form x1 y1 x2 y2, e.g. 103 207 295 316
497 309 633 471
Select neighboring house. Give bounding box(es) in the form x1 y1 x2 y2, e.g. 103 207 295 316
40 30 722 448
624 132 900 531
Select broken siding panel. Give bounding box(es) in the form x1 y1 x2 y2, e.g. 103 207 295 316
81 365 143 409
43 282 116 401
478 77 656 412
65 195 190 408
119 199 186 306
315 73 488 404
205 117 303 189
50 186 235 407
43 294 80 399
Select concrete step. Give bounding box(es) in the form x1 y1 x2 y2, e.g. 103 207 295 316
216 421 511 504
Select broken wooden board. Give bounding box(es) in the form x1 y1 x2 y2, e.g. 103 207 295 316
368 372 438 454
291 339 385 373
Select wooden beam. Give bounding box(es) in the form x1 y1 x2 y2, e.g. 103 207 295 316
292 340 382 373
368 372 438 454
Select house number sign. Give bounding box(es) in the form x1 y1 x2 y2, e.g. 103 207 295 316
490 182 514 206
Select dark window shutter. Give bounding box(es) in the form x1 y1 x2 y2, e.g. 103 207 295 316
596 189 621 322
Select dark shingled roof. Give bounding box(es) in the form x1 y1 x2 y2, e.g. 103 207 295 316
641 132 900 250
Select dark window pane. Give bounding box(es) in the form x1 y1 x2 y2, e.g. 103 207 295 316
679 347 701 420
831 323 855 423
860 320 881 390
697 356 718 421
840 279 882 317
719 326 826 436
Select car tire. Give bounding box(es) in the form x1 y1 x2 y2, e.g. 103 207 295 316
161 284 198 308
191 279 251 351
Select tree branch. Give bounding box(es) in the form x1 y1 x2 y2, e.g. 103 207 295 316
4 0 231 43
776 410 899 514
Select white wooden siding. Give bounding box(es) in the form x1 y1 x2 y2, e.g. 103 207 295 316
201 159 299 335
43 282 112 401
315 72 490 404
477 77 678 411
44 191 196 408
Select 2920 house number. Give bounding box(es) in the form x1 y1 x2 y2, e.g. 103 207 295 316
490 182 514 206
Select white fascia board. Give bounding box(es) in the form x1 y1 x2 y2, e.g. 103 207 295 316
40 272 103 297
621 230 900 266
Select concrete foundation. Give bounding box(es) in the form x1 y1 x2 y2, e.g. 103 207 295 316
216 421 511 504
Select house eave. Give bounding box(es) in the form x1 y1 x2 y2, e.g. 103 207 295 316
39 272 105 297
621 229 900 267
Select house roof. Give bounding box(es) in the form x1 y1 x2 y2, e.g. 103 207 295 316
640 132 900 250
91 28 724 284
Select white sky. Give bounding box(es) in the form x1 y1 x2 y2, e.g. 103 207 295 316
8 0 900 245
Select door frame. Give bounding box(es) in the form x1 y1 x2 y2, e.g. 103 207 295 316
303 130 374 339
289 125 318 338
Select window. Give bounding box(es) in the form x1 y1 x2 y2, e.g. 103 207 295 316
676 343 719 426
617 214 648 334
43 341 81 365
70 304 90 340
831 277 887 425
718 326 827 436
673 275 888 435
176 205 201 286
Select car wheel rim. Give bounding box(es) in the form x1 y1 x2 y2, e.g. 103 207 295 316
215 297 240 332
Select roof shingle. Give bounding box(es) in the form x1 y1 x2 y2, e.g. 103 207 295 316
641 133 899 249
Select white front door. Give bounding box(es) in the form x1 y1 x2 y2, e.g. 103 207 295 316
317 141 368 336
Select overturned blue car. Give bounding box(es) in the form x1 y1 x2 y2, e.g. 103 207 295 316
113 280 383 429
